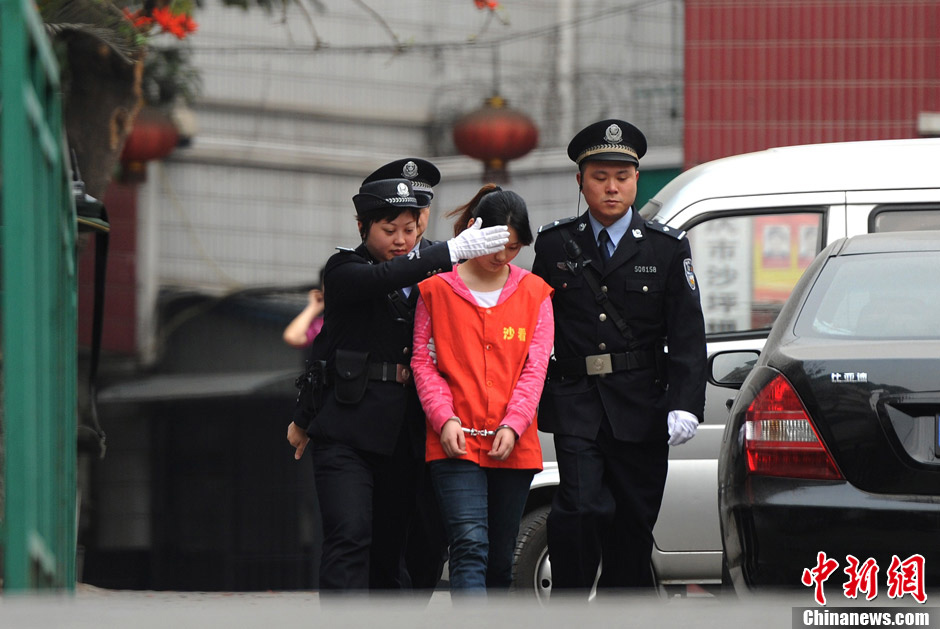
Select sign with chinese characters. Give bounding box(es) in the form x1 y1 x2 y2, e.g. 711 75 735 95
688 213 822 334
831 372 869 383
802 551 927 606
688 217 752 333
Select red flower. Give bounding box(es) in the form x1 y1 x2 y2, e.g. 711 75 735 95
180 15 198 36
150 6 198 40
122 7 154 29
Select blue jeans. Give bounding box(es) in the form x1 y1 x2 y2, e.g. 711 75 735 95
430 459 535 592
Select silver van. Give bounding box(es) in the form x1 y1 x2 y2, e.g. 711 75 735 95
514 138 940 600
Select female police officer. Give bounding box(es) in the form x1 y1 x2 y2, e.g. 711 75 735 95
287 177 509 592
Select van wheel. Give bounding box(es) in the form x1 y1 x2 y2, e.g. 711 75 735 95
511 505 552 602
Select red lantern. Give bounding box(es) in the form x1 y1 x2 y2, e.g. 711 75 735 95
453 95 539 183
120 108 180 181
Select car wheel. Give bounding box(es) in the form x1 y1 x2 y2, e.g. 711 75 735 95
512 505 551 602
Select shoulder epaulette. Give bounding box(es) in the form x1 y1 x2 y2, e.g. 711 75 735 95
644 220 685 240
335 246 357 253
538 216 579 234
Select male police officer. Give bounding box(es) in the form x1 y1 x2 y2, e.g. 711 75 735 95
532 119 706 591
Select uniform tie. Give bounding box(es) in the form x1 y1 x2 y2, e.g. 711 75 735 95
598 229 612 262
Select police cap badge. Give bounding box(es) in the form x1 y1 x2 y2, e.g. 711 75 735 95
353 178 424 215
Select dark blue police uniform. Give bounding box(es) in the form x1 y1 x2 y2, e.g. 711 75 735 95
532 120 707 590
361 157 449 593
292 178 451 591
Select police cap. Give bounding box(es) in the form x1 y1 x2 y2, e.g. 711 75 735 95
567 119 647 167
352 178 424 215
362 158 440 208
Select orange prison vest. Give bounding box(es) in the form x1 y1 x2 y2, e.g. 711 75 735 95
419 271 552 470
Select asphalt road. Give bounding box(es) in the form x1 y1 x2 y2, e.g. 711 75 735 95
0 586 860 629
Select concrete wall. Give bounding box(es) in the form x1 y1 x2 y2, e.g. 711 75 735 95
134 0 685 357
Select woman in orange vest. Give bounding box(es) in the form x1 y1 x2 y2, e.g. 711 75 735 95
411 185 554 593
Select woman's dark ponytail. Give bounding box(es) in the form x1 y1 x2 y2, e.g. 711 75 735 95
447 184 502 236
447 184 534 246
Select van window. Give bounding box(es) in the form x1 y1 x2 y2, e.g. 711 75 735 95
869 205 940 233
685 212 823 334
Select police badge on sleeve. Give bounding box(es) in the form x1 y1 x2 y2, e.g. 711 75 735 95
683 258 697 291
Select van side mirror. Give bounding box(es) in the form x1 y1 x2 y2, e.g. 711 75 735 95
708 350 760 388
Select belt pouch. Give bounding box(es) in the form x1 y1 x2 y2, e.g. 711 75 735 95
334 349 370 404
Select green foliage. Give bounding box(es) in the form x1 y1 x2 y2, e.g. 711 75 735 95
39 0 202 108
142 46 201 106
38 0 145 65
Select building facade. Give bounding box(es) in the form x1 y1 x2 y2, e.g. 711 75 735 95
684 0 940 169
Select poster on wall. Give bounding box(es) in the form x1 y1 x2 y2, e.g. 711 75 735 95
752 214 820 328
690 213 821 334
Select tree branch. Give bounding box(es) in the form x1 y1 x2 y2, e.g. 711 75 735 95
351 0 404 51
288 0 323 49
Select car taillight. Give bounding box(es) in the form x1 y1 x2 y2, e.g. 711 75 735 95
744 373 843 480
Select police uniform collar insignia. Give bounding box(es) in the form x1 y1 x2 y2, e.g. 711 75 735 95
605 124 623 144
402 161 418 179
538 216 578 233
645 220 686 240
578 222 587 232
632 228 643 238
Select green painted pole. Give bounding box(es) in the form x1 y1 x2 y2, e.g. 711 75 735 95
1 0 77 590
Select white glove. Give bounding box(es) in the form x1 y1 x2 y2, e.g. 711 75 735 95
447 217 510 263
667 410 698 446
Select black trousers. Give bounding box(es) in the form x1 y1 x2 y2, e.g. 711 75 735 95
547 417 669 590
401 463 448 593
312 430 418 591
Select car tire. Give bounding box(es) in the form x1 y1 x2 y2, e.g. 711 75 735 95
511 505 551 602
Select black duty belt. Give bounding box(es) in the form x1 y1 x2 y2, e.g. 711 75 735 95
549 349 655 378
367 361 413 385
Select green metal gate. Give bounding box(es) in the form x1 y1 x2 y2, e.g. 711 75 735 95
0 0 78 590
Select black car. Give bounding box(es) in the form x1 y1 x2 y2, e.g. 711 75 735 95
714 231 940 599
